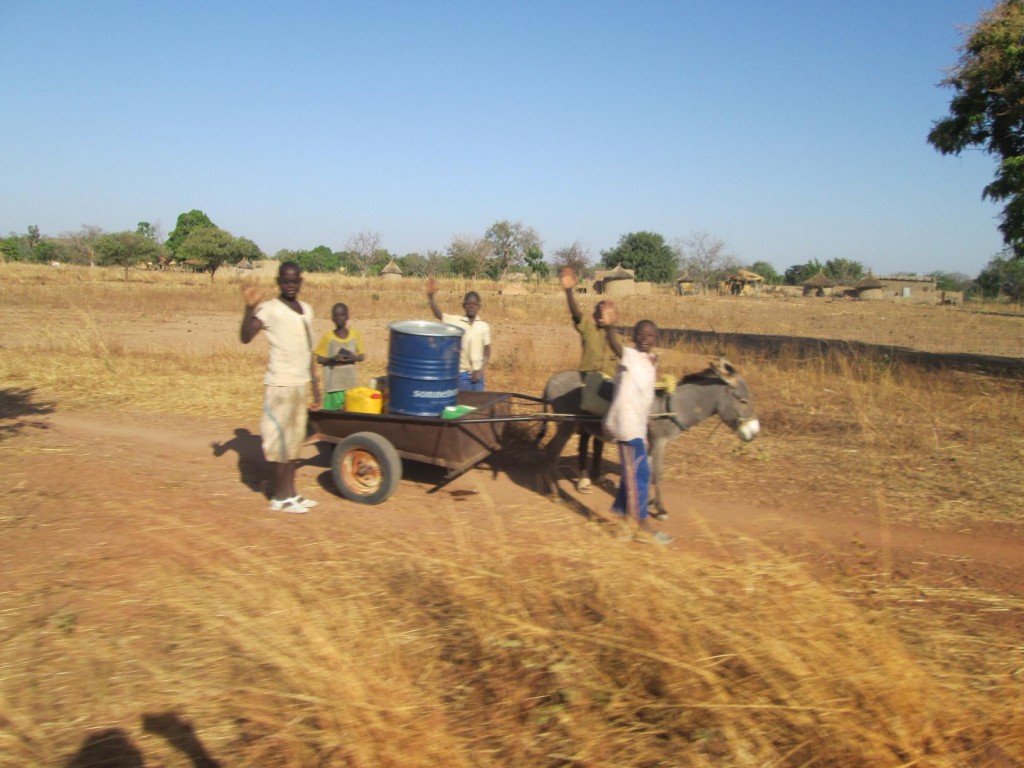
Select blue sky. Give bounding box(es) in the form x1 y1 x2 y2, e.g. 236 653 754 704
0 1 1005 276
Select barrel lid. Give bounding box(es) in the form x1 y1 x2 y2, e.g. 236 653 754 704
388 320 464 337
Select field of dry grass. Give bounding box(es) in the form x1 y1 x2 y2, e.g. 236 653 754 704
1 264 1022 766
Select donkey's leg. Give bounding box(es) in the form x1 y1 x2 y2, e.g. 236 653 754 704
576 431 593 492
648 436 669 520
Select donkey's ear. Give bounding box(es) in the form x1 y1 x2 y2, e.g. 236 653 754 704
710 357 738 387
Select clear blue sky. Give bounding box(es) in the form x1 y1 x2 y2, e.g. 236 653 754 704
0 1 1005 276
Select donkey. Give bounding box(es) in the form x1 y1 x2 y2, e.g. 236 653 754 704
541 358 760 519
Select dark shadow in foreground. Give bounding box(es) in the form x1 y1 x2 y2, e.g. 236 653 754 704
0 386 56 441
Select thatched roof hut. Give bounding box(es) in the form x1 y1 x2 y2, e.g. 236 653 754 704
381 259 403 280
802 271 835 297
852 274 884 300
594 264 637 295
723 268 764 296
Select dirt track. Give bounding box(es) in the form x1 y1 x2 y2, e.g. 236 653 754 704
4 407 1021 637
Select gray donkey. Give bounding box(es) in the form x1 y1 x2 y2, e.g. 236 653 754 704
541 358 760 519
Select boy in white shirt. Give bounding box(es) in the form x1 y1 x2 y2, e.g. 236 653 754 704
602 315 673 544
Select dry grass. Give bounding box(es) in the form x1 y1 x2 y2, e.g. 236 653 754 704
2 513 1019 767
1 264 1023 766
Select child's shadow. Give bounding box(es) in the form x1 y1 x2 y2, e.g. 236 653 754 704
211 428 270 495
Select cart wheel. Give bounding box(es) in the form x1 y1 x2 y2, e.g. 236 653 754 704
330 432 402 505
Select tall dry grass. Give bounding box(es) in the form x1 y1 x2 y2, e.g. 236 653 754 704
2 512 1018 767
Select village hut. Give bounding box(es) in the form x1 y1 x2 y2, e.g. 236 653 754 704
381 259 403 280
675 273 696 295
723 268 764 296
802 271 835 297
594 264 637 295
852 274 885 300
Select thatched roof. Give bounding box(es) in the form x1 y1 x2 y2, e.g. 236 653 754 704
602 264 636 281
381 259 402 275
727 269 764 283
854 274 883 289
802 271 834 288
675 273 694 283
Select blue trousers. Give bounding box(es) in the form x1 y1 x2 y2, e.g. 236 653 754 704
612 438 650 521
458 371 485 391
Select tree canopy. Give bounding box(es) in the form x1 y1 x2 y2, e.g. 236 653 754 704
600 231 676 283
676 231 737 291
94 231 165 279
484 220 542 280
976 251 1024 301
928 0 1024 257
177 227 259 279
165 209 216 259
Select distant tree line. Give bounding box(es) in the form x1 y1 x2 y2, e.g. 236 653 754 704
1 210 1017 301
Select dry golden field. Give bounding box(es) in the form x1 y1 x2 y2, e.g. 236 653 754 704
1 264 1022 767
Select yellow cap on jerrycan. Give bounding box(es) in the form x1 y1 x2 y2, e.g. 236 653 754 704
344 387 384 414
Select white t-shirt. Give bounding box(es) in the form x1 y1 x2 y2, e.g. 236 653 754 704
603 346 658 444
442 313 491 373
254 297 314 386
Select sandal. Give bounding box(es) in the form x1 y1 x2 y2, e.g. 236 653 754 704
269 497 309 514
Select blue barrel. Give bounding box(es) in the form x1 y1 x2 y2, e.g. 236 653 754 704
387 320 464 416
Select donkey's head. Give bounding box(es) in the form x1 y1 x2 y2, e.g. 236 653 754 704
706 358 760 442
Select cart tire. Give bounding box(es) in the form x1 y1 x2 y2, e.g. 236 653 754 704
330 432 402 505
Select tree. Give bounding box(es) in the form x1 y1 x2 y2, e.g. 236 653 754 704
60 225 104 266
484 220 542 280
293 245 339 273
523 244 549 279
747 261 781 284
928 0 1024 257
783 259 824 285
930 270 974 293
177 227 250 280
94 231 165 279
346 230 382 277
135 221 162 242
165 209 216 260
675 231 738 292
552 241 591 277
823 258 865 285
976 251 1024 301
601 231 678 284
448 235 491 279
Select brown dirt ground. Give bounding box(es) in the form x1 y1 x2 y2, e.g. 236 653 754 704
4 403 1021 624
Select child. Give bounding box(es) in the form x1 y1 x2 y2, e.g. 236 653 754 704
314 303 365 410
426 277 491 391
602 316 673 545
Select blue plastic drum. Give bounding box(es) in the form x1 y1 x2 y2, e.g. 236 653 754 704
387 320 463 417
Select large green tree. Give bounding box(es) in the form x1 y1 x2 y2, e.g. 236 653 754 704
928 0 1024 257
165 209 216 260
94 231 165 279
601 231 677 284
976 251 1024 300
177 227 258 280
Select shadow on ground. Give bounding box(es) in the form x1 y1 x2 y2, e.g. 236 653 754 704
0 387 56 440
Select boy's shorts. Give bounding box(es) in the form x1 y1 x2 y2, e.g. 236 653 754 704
323 390 346 411
261 384 308 462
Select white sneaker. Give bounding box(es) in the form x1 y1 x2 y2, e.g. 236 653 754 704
576 476 593 494
269 497 309 514
291 495 318 509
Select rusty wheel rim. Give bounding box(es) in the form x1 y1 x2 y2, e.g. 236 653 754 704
341 448 383 496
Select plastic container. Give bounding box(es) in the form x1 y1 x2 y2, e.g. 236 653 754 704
441 405 477 420
344 386 384 414
387 320 463 417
